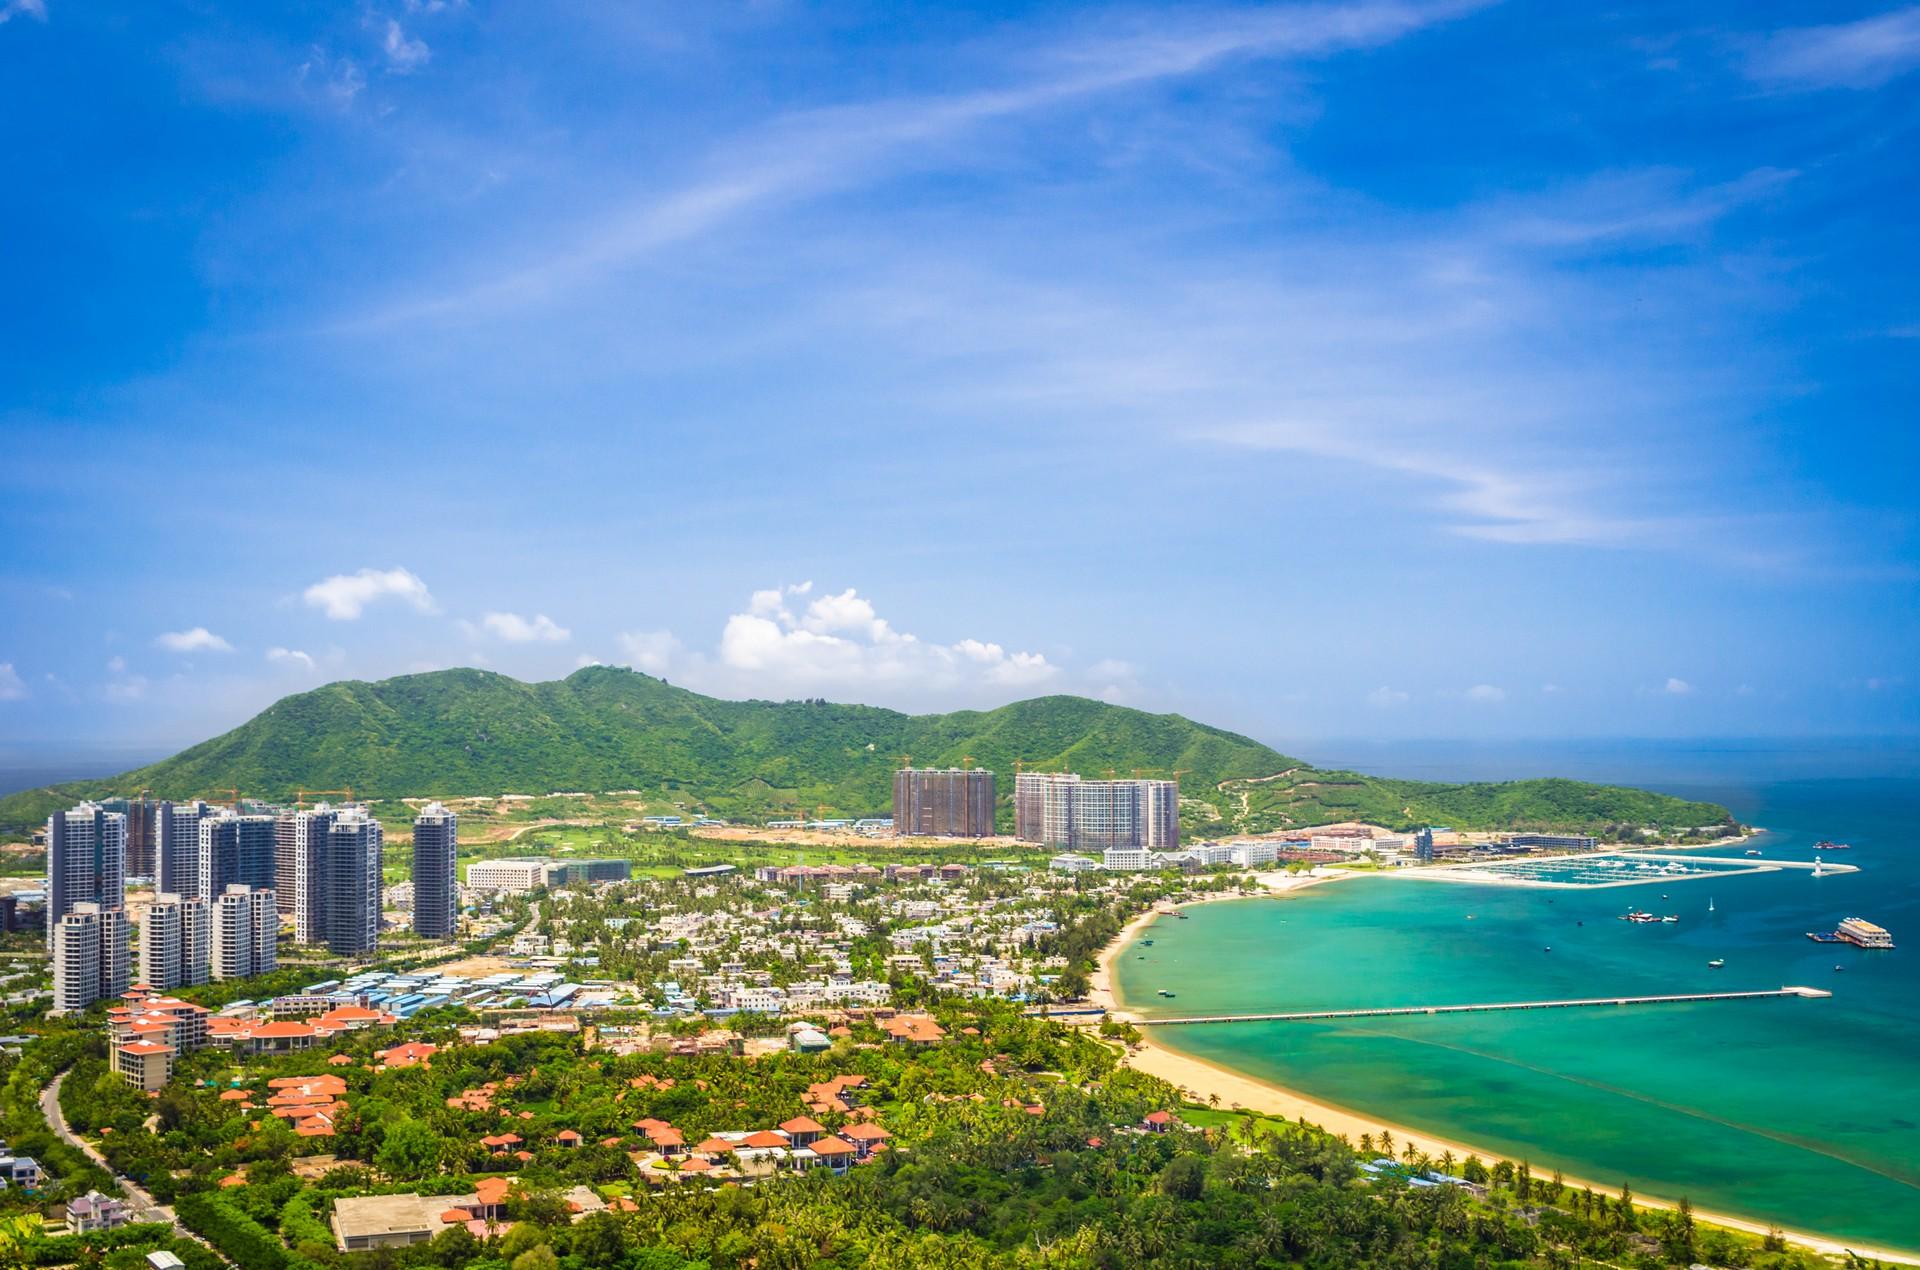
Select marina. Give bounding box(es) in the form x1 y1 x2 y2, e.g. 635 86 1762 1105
1400 850 1859 890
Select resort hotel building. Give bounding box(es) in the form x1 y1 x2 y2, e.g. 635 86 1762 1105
1014 772 1179 853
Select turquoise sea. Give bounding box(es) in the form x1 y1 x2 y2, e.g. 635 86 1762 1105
1115 748 1920 1252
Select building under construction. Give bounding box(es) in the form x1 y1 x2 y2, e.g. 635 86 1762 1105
892 767 996 838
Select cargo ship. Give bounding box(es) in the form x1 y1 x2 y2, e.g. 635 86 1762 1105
1807 918 1895 949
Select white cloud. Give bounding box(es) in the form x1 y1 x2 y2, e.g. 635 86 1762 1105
267 647 317 671
0 663 25 701
156 627 235 654
1464 683 1506 703
617 630 682 674
1746 7 1920 90
634 585 1063 702
475 611 571 643
106 656 126 674
1539 682 1562 694
0 0 47 24
381 19 430 72
1664 677 1694 695
1367 685 1410 708
303 567 436 620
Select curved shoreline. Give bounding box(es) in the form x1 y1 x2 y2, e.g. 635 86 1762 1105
1090 880 1919 1266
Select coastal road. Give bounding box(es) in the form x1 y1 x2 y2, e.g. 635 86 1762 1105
41 1068 223 1259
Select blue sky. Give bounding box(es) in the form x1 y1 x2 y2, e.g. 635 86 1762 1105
2 0 1917 752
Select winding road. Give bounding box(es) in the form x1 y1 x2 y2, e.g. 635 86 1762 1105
40 1068 220 1257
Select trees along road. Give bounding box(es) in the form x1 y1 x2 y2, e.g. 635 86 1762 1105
40 1067 225 1259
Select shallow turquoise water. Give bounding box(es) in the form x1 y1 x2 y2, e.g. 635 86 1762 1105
1115 777 1920 1250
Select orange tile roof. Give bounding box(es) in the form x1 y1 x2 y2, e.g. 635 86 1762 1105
843 1123 890 1140
810 1135 856 1156
742 1131 788 1149
473 1177 513 1204
780 1116 826 1134
247 1021 318 1040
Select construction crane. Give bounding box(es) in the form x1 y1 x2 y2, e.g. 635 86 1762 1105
960 755 975 770
1132 768 1193 788
295 788 356 809
894 753 912 771
197 788 243 809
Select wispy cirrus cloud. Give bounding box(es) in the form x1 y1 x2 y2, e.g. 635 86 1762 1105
344 0 1485 329
0 0 47 25
0 663 25 701
1745 6 1920 90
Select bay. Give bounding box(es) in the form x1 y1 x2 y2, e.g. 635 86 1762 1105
1115 756 1920 1251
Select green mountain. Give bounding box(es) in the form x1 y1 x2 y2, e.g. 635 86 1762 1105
0 666 1734 836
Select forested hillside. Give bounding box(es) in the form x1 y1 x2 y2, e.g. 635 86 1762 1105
0 666 1735 836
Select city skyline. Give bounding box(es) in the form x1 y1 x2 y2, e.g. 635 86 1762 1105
3 1 1918 750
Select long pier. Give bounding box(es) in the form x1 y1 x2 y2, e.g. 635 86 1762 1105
1135 986 1831 1026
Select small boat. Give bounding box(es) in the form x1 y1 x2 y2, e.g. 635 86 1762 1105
1156 989 1176 998
1745 848 1762 857
1576 920 1583 926
1708 959 1725 968
1142 939 1154 946
1543 946 1552 953
1660 915 1679 923
1835 965 1845 972
1709 897 1715 913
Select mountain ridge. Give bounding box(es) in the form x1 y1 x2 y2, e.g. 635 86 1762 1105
0 666 1735 836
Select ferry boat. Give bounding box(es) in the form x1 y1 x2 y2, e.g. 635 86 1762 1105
1836 917 1895 949
1620 911 1658 923
1813 840 1853 851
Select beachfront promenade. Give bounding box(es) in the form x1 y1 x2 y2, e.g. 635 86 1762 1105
1135 986 1833 1026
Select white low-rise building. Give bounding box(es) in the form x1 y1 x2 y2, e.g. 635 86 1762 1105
1228 840 1279 867
1048 853 1100 873
1102 848 1150 871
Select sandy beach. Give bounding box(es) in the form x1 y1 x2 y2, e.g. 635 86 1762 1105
1089 877 1919 1265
